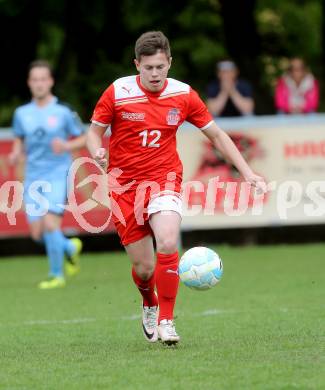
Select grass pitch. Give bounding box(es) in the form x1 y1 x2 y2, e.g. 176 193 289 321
0 244 324 389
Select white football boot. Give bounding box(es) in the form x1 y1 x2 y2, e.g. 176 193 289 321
158 319 180 345
142 306 159 342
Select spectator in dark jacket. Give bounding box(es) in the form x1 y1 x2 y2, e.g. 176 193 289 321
206 60 254 117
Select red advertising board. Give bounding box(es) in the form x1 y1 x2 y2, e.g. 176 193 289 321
0 138 115 238
2 114 325 237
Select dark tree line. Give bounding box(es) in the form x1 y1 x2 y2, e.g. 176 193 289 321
0 0 323 125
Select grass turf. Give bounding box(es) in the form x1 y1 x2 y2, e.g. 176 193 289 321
0 244 324 389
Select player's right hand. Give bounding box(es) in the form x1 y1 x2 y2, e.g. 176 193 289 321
244 172 267 195
94 148 108 171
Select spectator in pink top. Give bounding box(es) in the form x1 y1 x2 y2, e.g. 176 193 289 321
275 58 319 114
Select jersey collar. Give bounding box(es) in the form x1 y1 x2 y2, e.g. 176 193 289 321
136 75 168 97
32 95 57 108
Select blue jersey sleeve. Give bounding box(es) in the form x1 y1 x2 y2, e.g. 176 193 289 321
12 110 25 138
65 108 85 136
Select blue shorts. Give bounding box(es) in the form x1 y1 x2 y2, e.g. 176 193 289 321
23 178 68 223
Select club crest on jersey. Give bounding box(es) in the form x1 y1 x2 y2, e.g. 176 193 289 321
47 116 58 127
166 108 180 126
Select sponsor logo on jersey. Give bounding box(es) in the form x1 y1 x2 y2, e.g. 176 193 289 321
121 111 145 121
166 108 180 126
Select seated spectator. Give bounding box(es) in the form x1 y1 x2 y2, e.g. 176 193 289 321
206 60 254 117
275 57 319 114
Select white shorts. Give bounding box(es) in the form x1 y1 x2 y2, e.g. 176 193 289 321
147 195 182 217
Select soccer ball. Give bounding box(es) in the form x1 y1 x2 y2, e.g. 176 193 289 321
178 247 223 291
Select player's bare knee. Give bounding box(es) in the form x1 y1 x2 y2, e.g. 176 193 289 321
156 236 178 254
31 231 42 242
43 223 56 232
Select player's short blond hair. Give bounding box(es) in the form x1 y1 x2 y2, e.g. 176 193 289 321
135 31 171 61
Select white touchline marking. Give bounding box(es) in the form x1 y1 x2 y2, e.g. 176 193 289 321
0 317 97 327
122 314 141 321
200 309 229 316
23 318 96 326
120 307 284 321
0 307 296 328
196 307 292 317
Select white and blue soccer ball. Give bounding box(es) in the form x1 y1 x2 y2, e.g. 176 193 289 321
179 247 223 291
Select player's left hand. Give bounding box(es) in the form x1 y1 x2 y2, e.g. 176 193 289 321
94 148 108 171
244 173 267 194
51 138 68 154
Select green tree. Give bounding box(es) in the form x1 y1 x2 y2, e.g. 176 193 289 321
255 0 322 109
1 0 324 125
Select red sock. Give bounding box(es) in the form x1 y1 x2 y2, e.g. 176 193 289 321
155 252 179 322
131 267 158 307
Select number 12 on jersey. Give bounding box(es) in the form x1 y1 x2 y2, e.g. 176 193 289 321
139 130 161 148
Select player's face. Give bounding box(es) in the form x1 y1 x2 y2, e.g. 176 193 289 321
28 67 54 100
135 51 172 92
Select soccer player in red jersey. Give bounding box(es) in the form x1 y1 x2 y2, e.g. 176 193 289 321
87 31 266 345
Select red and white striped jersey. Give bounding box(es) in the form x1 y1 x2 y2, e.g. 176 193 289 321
91 75 213 192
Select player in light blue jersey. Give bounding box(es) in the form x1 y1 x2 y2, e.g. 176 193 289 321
9 60 86 289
